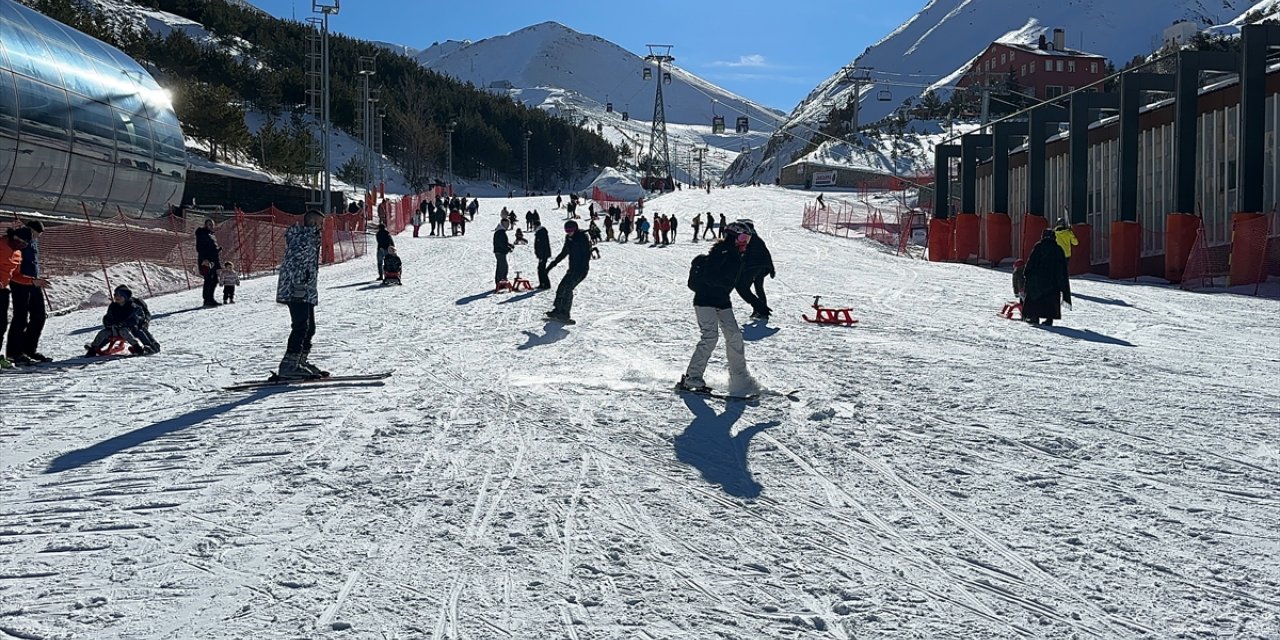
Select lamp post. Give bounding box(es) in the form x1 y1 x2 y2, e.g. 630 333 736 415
523 130 532 195
445 120 456 187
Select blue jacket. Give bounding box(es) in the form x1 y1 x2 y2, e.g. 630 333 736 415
19 238 38 278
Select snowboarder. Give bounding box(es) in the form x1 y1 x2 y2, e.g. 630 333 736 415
85 285 159 356
275 210 327 380
545 220 592 324
734 220 775 319
382 246 403 286
6 222 51 365
220 261 240 304
678 221 761 397
0 227 29 368
494 219 514 289
375 223 394 281
534 223 552 290
1023 229 1071 326
816 193 827 210
196 218 221 307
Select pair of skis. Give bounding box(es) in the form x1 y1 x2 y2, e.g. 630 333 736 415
223 372 391 392
676 385 799 402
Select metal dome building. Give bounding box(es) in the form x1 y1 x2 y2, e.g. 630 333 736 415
0 0 185 218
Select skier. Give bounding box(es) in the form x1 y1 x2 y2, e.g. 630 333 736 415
6 222 51 365
703 212 716 240
603 214 615 242
493 219 514 290
534 222 552 290
0 227 29 368
467 197 479 221
734 220 775 319
719 213 727 236
375 223 394 280
816 193 827 210
588 219 602 244
220 261 240 304
678 221 761 397
618 215 633 243
382 246 403 286
691 214 702 242
196 218 221 307
555 193 563 210
669 214 679 244
275 209 327 380
85 285 159 356
1054 218 1079 259
545 220 592 324
1023 229 1071 326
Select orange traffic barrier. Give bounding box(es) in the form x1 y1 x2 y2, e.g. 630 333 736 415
928 218 953 262
982 212 1012 266
952 213 980 263
1164 213 1200 282
1110 220 1141 280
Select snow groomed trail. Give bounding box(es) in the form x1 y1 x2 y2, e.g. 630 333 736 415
1 187 1278 639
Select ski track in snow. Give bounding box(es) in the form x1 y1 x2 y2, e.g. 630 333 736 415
1 187 1278 638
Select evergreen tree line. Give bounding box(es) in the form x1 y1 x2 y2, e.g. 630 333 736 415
24 0 619 190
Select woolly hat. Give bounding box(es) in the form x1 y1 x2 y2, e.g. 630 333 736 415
1042 228 1055 240
114 285 132 299
12 227 33 243
25 220 44 233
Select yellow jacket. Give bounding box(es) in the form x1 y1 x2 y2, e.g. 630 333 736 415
1054 227 1079 258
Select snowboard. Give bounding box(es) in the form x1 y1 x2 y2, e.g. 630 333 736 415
223 372 392 392
675 386 799 402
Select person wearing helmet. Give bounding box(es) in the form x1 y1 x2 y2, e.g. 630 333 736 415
679 221 762 397
545 220 592 324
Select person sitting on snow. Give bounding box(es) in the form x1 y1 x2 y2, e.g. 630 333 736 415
381 246 403 286
85 285 159 356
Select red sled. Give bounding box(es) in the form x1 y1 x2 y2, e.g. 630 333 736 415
999 300 1023 320
803 295 858 326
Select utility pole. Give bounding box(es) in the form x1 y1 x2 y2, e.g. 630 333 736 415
643 44 675 191
841 65 873 133
693 145 707 188
523 130 532 195
445 120 456 186
357 55 375 190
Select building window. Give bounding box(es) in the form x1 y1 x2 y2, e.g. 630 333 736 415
1056 60 1064 72
1045 60 1053 72
1001 53 1006 65
1009 51 1015 62
1021 63 1027 77
1046 86 1063 98
1068 61 1076 72
1090 62 1098 74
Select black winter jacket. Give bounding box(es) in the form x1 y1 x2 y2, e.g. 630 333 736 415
493 227 512 254
376 229 394 250
103 299 148 329
195 227 220 265
534 227 552 259
692 242 742 309
738 235 775 281
383 253 402 273
551 231 592 275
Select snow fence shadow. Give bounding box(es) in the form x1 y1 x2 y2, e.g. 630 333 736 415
674 394 779 499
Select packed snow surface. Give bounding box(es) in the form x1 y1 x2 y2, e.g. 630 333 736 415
1 188 1278 638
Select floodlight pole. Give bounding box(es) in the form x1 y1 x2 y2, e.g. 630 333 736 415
313 0 339 211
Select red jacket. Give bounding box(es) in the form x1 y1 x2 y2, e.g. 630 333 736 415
0 247 22 289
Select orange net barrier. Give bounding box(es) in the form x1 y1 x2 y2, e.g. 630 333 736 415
5 205 369 313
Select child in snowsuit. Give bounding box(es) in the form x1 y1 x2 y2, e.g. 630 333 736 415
381 246 403 286
220 261 240 304
1012 259 1027 301
86 285 159 356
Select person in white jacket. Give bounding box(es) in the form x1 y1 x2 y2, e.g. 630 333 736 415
219 261 241 304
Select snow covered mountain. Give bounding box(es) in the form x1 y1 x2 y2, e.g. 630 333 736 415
729 0 1254 185
415 21 787 185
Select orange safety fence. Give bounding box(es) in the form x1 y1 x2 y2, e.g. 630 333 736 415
802 199 925 257
4 205 369 313
1182 212 1278 295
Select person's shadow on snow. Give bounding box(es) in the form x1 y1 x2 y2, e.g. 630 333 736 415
742 319 780 342
674 395 778 498
517 322 569 350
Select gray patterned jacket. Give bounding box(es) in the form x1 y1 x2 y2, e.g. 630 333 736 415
276 223 321 305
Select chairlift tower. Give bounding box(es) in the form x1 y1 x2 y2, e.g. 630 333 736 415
841 65 873 133
643 44 675 191
306 0 339 211
357 55 376 189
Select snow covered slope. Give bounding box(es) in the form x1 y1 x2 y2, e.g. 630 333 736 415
417 21 787 184
732 0 1251 184
1 187 1277 638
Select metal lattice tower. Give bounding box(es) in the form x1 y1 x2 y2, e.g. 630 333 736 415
311 1 339 210
357 56 376 189
643 44 674 189
304 16 324 207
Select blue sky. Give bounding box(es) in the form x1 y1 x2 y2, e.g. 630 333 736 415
247 0 921 111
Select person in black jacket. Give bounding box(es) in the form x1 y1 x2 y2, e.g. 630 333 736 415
493 219 514 289
545 220 591 324
734 220 775 319
195 218 222 307
1022 229 1071 326
85 285 159 355
533 223 553 290
679 221 761 396
375 223 394 280
6 222 51 364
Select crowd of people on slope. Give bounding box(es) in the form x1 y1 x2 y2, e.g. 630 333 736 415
410 194 481 238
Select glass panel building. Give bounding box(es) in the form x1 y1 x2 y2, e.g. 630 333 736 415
0 0 184 218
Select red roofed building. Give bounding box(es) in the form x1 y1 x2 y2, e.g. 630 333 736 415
957 28 1108 100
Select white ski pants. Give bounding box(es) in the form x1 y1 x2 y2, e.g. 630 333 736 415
684 305 752 389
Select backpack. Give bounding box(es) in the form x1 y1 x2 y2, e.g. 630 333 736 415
687 254 710 292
